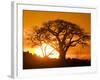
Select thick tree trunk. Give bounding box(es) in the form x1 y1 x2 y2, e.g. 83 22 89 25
59 50 66 63
58 43 69 65
59 46 69 65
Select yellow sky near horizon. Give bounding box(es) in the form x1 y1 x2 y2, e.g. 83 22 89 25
23 10 91 60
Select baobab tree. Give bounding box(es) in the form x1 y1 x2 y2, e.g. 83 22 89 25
31 19 90 61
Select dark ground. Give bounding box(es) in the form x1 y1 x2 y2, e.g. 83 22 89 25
23 51 91 69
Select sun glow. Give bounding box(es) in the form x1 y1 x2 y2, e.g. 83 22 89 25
34 43 60 59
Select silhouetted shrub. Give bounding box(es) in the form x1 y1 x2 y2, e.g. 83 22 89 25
23 52 91 69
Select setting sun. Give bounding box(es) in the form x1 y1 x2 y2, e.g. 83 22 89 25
34 43 60 59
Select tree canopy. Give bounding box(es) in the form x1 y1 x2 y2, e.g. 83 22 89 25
31 19 90 60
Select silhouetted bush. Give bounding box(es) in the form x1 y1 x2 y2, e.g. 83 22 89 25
23 52 91 69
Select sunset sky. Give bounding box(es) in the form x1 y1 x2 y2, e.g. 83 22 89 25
23 10 91 60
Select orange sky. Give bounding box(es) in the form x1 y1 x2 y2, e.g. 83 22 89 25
23 10 91 60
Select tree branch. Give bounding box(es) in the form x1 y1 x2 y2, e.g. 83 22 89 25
44 44 48 56
69 34 74 43
48 28 57 36
71 37 81 44
47 49 55 56
47 27 62 43
62 30 68 42
62 34 74 50
69 37 81 47
64 45 70 53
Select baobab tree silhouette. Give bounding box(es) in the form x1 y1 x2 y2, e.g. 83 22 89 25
31 19 90 62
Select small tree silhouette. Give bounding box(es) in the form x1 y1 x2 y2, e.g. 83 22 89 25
31 19 90 61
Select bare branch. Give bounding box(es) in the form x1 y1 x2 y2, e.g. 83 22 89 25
62 30 68 42
44 44 48 56
47 49 55 56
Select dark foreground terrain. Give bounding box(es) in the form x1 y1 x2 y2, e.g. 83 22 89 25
23 51 91 69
